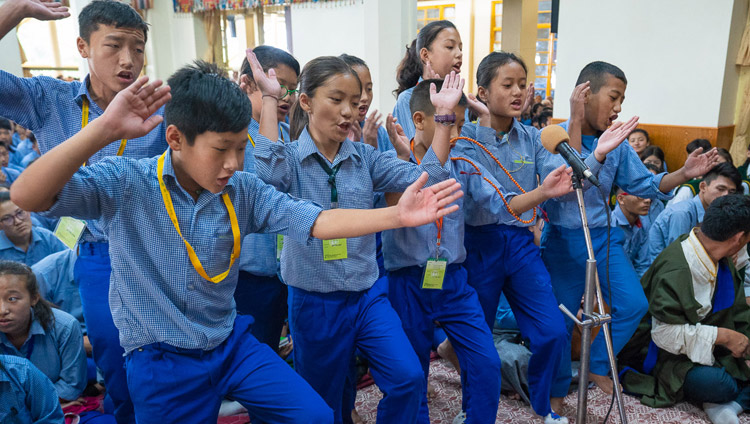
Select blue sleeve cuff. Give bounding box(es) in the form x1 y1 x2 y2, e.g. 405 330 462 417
420 147 450 184
651 172 675 201
584 153 604 177
289 201 323 245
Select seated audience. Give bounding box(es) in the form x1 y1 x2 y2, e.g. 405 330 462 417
612 187 652 277
0 192 67 266
628 128 650 156
0 354 64 423
640 145 666 172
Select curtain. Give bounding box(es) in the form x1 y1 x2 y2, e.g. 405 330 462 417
730 8 750 165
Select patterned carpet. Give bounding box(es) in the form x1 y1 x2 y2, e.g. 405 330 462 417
218 358 750 423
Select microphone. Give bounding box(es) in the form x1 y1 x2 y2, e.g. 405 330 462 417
541 125 600 187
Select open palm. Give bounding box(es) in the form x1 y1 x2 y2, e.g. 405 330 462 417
385 114 411 159
397 173 463 227
430 71 464 112
540 165 574 198
103 76 171 141
13 0 69 21
595 116 639 158
683 147 719 179
245 49 280 97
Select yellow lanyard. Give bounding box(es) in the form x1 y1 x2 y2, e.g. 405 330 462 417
247 134 255 147
156 152 241 283
82 98 128 158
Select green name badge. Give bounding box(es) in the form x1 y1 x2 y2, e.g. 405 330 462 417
276 234 284 261
422 258 447 289
322 238 347 261
54 217 87 250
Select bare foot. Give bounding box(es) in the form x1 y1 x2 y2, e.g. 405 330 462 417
351 408 364 424
550 397 564 413
427 382 437 399
437 339 461 373
589 372 617 395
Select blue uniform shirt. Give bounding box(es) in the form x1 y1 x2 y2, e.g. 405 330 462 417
456 121 605 227
254 127 450 293
0 355 64 424
382 151 520 270
543 120 672 229
42 150 322 353
0 227 67 267
648 194 705 262
2 166 20 185
0 71 168 243
32 249 83 334
21 150 40 168
0 308 86 401
239 119 280 277
611 204 650 277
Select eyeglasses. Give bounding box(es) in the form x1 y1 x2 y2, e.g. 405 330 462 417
279 84 299 100
0 209 27 226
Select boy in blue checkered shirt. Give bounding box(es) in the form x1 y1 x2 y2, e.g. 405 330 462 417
10 61 463 424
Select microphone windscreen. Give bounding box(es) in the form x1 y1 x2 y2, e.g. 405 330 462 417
540 125 570 154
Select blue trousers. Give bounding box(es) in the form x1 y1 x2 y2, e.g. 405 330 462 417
464 224 567 416
75 242 133 424
234 271 287 352
289 284 424 424
387 264 501 424
540 224 648 397
125 315 332 424
683 366 750 409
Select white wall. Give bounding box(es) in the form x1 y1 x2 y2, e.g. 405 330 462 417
145 2 206 81
290 0 416 113
554 0 747 127
0 26 23 77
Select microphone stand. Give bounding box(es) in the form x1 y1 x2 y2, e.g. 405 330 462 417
558 174 628 424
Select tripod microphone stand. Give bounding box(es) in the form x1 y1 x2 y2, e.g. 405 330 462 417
557 175 628 424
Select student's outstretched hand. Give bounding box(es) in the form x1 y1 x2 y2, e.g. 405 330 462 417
397 173 463 227
466 93 490 126
593 116 639 162
362 110 383 149
521 84 535 115
570 81 590 122
430 71 464 113
540 165 574 199
9 0 69 21
385 114 411 160
424 61 442 79
683 147 720 179
100 76 171 141
245 49 281 98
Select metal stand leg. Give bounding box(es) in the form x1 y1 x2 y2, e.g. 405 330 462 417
558 183 628 424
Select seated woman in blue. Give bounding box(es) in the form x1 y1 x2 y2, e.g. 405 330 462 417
0 354 64 424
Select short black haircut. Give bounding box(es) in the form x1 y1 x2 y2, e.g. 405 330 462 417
534 110 553 127
240 45 300 81
686 138 712 154
701 194 750 242
79 0 149 43
643 162 663 174
628 128 649 141
339 54 367 69
165 61 251 145
575 61 627 94
0 118 11 131
703 162 741 190
410 79 468 116
716 147 733 164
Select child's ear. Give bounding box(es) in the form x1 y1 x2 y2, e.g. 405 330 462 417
165 125 185 151
699 180 707 193
299 93 312 114
419 47 430 67
413 111 426 131
477 86 489 104
240 75 258 96
76 37 89 59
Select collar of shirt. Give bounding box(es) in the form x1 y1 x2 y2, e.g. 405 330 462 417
73 75 97 110
0 229 43 252
493 118 523 144
0 309 45 353
297 127 361 167
612 204 643 229
692 193 706 222
160 147 236 195
247 117 260 138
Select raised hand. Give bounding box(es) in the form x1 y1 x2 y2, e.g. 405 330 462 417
683 147 720 179
593 115 640 162
385 114 410 160
100 76 171 141
397 173 463 227
466 93 490 125
570 81 590 122
245 49 281 98
430 71 464 114
362 110 383 149
424 61 441 79
12 0 69 21
521 84 535 114
348 120 362 142
540 165 574 199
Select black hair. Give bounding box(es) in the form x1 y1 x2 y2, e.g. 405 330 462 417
476 51 527 90
701 194 750 242
531 102 543 116
533 110 552 128
703 162 741 190
78 0 149 43
575 61 627 94
289 56 362 141
628 128 649 142
394 20 457 97
643 162 663 174
0 144 8 153
339 54 368 70
0 118 11 132
239 45 301 81
716 147 733 164
639 145 665 164
686 138 712 154
165 61 251 145
409 79 468 117
0 261 55 331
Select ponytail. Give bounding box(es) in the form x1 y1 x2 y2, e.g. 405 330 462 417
393 20 457 98
289 100 308 142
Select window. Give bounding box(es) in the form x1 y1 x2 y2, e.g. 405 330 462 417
490 1 502 52
417 3 456 32
16 17 80 78
219 9 289 75
534 0 557 98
